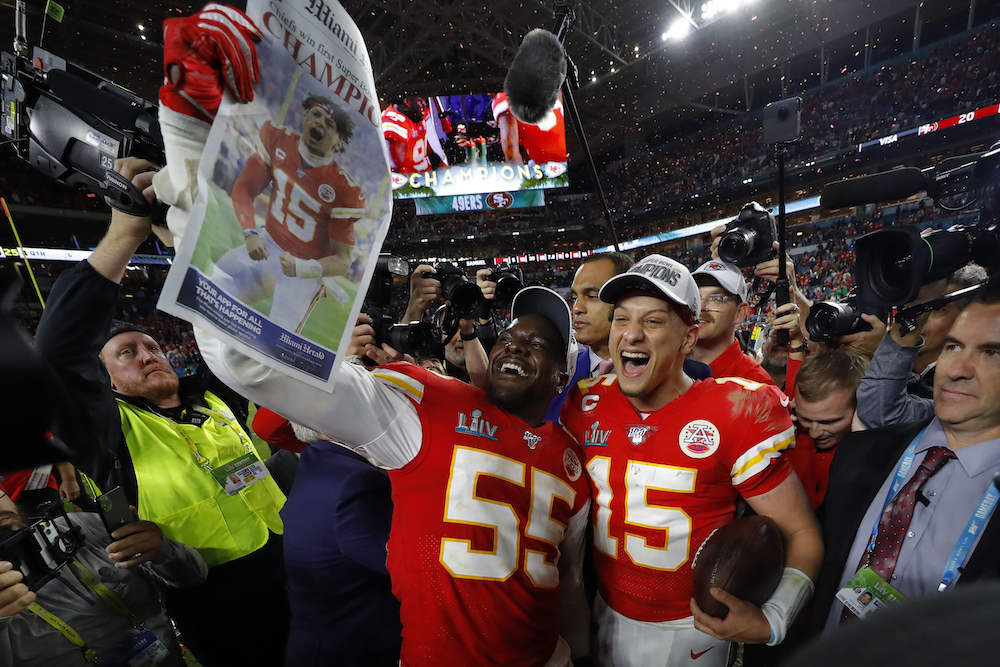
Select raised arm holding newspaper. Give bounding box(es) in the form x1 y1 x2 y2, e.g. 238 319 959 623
156 2 591 665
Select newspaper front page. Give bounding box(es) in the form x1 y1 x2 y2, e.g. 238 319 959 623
159 0 391 390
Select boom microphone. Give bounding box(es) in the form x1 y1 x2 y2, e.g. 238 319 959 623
821 167 929 209
504 28 566 124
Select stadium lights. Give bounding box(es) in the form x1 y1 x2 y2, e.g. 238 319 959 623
664 20 691 42
701 0 754 22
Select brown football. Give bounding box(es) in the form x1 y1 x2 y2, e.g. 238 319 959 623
691 515 785 619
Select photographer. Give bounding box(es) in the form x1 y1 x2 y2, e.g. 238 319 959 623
33 157 290 667
753 245 887 359
0 479 207 666
856 265 987 429
397 263 497 383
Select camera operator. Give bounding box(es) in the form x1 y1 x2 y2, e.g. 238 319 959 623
398 264 496 383
0 479 207 666
856 265 987 429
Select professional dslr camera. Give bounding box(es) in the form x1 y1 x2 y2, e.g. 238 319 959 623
805 288 887 343
367 307 439 359
0 498 85 591
428 263 484 319
485 263 524 306
717 201 779 268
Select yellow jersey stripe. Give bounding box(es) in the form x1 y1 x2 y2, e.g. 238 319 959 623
731 426 795 485
372 369 424 403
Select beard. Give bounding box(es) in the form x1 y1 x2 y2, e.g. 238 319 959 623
116 370 181 403
760 349 788 374
486 376 553 417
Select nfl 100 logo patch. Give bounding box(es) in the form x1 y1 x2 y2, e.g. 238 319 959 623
624 424 658 447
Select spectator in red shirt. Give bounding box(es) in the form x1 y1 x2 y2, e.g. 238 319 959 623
786 349 868 510
688 259 775 385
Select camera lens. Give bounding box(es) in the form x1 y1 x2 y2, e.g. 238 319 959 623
449 282 484 319
805 301 864 341
388 322 436 356
718 229 755 265
494 273 523 305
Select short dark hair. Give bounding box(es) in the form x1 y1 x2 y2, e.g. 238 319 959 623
582 252 633 277
966 275 1000 307
796 349 868 404
302 94 355 148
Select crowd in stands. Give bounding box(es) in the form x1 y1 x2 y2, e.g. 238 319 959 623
379 20 1000 259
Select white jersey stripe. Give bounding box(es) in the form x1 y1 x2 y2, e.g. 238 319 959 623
372 368 425 403
730 426 795 486
381 120 409 139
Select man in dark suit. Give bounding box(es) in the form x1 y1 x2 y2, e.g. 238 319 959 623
809 281 1000 635
280 422 400 666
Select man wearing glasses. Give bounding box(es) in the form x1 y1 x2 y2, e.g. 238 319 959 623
689 260 776 385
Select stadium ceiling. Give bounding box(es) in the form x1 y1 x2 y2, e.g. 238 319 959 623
0 0 967 157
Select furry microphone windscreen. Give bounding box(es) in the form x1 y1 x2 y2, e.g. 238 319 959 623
504 28 567 125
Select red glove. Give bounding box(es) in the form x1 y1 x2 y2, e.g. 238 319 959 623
160 3 263 122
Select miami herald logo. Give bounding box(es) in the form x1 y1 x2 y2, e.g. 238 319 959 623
456 409 498 441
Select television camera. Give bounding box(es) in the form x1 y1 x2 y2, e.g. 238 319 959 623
822 143 1000 311
2 4 163 216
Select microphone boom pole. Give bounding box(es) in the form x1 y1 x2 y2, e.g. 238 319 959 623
550 3 621 252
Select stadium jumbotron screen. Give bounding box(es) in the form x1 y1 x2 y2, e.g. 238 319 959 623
381 93 569 201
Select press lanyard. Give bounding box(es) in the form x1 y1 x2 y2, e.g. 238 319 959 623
26 558 146 663
865 426 1000 591
164 405 256 474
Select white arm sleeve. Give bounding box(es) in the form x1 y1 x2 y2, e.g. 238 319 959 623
196 328 422 469
761 566 814 646
557 500 591 659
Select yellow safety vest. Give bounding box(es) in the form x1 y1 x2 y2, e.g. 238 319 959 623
117 391 285 568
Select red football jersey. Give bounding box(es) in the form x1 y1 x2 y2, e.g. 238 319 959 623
492 93 567 164
381 106 430 173
561 375 794 622
371 363 590 667
257 121 365 258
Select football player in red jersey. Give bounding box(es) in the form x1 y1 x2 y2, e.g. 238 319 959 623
381 98 446 174
492 92 567 166
212 94 366 333
185 286 591 667
561 255 823 667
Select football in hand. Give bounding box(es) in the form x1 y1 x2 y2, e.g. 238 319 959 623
691 515 785 619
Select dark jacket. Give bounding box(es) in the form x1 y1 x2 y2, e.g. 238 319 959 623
34 260 251 504
808 418 1000 636
282 441 400 666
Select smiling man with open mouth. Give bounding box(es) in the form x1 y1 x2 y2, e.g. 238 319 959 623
561 254 821 667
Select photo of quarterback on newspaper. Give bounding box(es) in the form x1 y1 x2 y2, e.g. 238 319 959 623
159 0 392 390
